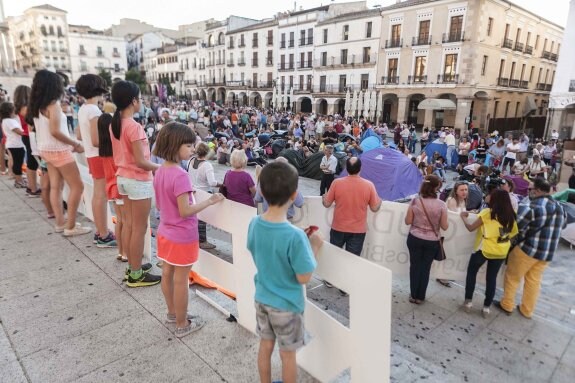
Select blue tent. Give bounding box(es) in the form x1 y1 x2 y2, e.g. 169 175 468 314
340 147 423 201
424 139 458 165
360 136 383 153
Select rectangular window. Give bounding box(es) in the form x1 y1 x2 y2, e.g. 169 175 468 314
307 51 312 67
320 75 327 92
307 75 312 90
494 101 499 119
339 74 346 92
487 17 493 36
515 102 520 117
289 75 293 88
526 32 531 46
363 47 371 63
388 58 398 80
323 29 328 44
510 62 516 79
289 32 294 47
253 73 258 86
361 74 369 90
537 67 542 83
299 75 304 90
267 50 273 65
520 64 526 80
450 16 463 39
343 25 349 41
97 46 103 56
341 49 348 64
280 54 285 69
267 30 273 45
252 52 258 67
535 35 540 50
300 30 305 46
414 56 426 81
418 20 430 41
481 55 488 76
529 66 534 82
253 33 258 48
498 59 505 78
321 52 327 66
366 22 373 38
444 54 457 79
281 33 286 48
504 101 510 119
307 28 313 45
289 54 294 69
391 24 401 42
300 52 305 68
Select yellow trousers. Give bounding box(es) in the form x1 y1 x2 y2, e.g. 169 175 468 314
501 246 548 318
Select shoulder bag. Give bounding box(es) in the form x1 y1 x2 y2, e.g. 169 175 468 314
419 198 446 261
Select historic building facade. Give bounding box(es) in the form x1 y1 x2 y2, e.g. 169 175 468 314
375 0 563 135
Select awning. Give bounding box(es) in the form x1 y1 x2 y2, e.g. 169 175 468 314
523 95 537 116
417 98 457 110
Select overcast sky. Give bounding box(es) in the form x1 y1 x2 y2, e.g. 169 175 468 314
3 0 571 30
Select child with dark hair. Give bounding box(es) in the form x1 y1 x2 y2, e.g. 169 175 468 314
433 156 446 182
248 161 323 383
110 80 160 287
76 74 116 247
152 122 224 337
0 102 26 188
98 113 125 262
14 85 40 196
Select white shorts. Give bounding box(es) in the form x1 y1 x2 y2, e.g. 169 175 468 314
117 176 154 201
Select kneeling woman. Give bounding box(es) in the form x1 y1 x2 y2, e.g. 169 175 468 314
460 189 518 317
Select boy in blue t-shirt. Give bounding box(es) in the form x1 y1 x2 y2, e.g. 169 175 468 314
247 161 323 383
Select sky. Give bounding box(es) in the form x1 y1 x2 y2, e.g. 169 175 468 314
3 0 570 30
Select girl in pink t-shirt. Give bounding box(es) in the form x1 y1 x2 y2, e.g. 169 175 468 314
152 122 224 338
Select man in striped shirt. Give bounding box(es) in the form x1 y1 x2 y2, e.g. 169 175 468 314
497 178 567 318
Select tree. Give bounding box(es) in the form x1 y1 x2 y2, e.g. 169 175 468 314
159 77 176 97
98 69 112 88
125 68 147 93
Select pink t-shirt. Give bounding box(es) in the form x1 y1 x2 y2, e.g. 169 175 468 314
409 197 447 241
110 118 152 181
153 165 199 243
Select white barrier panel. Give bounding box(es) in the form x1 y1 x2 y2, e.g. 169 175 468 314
195 190 392 383
292 197 484 282
67 155 152 258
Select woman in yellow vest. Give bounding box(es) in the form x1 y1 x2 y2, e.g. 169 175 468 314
460 189 518 317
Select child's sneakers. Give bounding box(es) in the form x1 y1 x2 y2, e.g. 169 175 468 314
174 318 204 338
63 225 92 237
96 232 117 248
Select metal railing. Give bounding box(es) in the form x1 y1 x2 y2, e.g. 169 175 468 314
277 63 295 71
520 80 529 89
514 42 524 52
509 79 520 87
227 62 234 67
379 76 399 85
412 35 432 46
385 38 402 48
502 38 514 49
497 77 509 86
238 41 245 48
267 38 273 46
407 75 427 84
237 60 246 66
443 31 465 43
437 74 459 84
524 45 533 55
280 41 286 48
299 37 313 46
297 61 313 69
536 83 552 91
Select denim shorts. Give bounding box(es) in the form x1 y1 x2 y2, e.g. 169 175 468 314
117 176 154 201
255 302 305 352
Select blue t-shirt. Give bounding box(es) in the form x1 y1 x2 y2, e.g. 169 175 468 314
247 216 316 313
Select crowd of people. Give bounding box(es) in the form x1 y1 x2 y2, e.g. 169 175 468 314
0 72 572 383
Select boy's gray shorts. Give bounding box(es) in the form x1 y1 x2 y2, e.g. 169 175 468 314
255 302 305 352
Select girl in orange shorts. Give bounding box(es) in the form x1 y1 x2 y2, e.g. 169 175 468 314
152 122 224 338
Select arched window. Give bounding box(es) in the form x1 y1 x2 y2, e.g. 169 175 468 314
208 35 213 47
49 26 54 35
40 25 47 36
218 32 224 45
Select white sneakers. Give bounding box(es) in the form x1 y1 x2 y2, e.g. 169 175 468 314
55 222 92 237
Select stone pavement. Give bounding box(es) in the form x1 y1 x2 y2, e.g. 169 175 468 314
1 171 575 383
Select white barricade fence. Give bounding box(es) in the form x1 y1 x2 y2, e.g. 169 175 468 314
194 190 393 383
292 197 489 282
68 157 394 382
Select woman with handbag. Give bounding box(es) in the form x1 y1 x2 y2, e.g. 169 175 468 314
404 175 449 304
460 189 518 317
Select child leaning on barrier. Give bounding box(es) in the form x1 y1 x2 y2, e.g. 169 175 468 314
152 122 224 338
247 161 323 383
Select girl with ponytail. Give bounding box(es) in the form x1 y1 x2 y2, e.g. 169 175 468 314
109 81 161 287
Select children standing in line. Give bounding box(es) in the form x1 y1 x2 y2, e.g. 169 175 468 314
0 102 26 188
152 122 224 337
76 74 117 248
98 113 126 262
248 161 323 383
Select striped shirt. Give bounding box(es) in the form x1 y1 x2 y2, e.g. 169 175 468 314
516 196 566 262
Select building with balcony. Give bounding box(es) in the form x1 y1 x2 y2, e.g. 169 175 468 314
313 8 381 115
67 25 127 83
225 19 278 108
127 31 175 71
548 0 575 141
145 43 191 98
6 4 72 82
375 0 563 136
